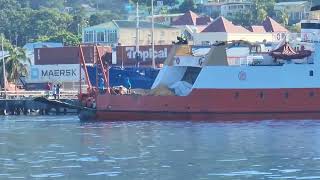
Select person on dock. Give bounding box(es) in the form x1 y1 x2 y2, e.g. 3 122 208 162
53 85 57 99
56 84 61 99
46 82 51 97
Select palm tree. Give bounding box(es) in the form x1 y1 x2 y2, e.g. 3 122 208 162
279 10 289 26
5 46 29 84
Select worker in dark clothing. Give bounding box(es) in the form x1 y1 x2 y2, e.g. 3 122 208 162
53 85 57 99
56 84 61 99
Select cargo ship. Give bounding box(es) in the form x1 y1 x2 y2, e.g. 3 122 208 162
78 40 318 121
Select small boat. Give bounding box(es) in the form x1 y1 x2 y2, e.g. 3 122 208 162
78 41 319 121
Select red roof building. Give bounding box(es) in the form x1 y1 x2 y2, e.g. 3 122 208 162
262 17 288 32
171 10 213 26
201 16 250 33
248 26 267 33
193 16 289 45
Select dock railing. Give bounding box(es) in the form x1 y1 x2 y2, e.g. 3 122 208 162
0 90 79 100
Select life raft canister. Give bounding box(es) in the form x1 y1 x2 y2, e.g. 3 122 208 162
176 57 180 64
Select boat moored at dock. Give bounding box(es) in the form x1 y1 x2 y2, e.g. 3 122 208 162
78 41 320 121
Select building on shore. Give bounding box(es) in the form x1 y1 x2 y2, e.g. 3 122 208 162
201 0 253 18
274 1 310 25
146 13 184 26
191 16 288 45
82 20 181 47
170 10 213 43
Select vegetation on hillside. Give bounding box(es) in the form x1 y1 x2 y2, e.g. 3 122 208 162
0 35 28 86
0 0 127 47
0 0 312 48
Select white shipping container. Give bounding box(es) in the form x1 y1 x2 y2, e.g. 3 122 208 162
27 64 85 83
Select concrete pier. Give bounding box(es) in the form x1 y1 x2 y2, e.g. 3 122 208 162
0 99 78 115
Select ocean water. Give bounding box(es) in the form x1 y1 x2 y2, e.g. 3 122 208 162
1 116 320 179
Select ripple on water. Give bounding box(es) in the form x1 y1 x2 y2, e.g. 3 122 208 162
104 159 116 163
278 169 301 173
110 156 139 160
171 149 184 152
48 144 64 148
52 165 82 169
8 177 25 179
30 173 64 178
87 171 121 177
208 171 272 176
296 176 320 179
216 158 248 162
56 152 76 155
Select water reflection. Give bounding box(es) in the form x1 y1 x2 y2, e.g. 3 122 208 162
1 116 320 179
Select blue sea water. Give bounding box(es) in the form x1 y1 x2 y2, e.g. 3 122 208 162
1 116 320 179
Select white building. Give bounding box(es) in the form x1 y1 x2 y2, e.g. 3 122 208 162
82 20 181 47
274 1 310 25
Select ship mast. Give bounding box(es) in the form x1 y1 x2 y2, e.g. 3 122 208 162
136 1 140 67
151 0 155 68
1 34 6 99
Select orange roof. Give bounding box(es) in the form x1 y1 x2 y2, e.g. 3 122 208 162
248 25 266 33
171 10 213 26
262 17 288 32
201 16 250 33
171 10 199 26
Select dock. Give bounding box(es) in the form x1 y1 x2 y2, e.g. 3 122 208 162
0 90 79 115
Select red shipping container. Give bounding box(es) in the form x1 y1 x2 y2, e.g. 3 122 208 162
116 45 172 66
34 45 112 65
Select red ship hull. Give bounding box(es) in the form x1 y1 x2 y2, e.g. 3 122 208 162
80 88 320 121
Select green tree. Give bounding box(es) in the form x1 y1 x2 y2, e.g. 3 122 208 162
231 12 254 27
257 8 268 23
89 11 124 26
179 0 196 12
130 0 178 6
36 30 81 46
277 10 289 26
27 8 73 38
5 46 29 83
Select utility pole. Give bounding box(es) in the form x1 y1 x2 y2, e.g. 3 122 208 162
151 0 155 69
1 34 6 99
136 1 140 67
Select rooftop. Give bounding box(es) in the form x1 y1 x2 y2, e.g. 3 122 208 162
275 1 309 6
201 16 250 33
171 10 213 26
248 26 266 33
87 20 175 29
262 17 288 33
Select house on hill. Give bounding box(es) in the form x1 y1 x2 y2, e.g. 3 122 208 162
193 16 289 45
82 20 181 47
274 1 310 25
170 10 213 42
